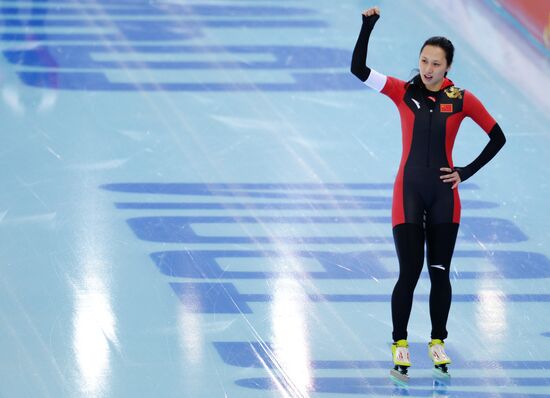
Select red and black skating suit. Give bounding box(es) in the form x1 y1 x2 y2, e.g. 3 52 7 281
380 74 500 227
351 13 506 342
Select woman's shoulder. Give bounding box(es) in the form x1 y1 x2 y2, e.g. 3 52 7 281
381 75 408 100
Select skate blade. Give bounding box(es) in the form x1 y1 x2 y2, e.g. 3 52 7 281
432 366 451 380
390 368 409 385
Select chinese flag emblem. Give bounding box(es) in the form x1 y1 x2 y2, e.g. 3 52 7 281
440 104 453 113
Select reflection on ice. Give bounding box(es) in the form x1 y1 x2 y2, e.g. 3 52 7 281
178 301 204 365
73 277 118 396
2 86 25 115
271 274 312 397
475 287 507 346
72 186 118 397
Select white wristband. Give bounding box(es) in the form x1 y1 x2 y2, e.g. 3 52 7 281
363 69 387 92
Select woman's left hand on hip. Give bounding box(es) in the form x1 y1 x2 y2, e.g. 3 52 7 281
440 167 461 189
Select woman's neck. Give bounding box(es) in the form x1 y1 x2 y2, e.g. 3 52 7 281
425 80 444 92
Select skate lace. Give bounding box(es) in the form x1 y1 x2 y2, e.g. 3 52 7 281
430 343 449 361
395 347 410 362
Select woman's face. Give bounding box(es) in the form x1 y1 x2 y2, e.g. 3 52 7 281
419 45 450 91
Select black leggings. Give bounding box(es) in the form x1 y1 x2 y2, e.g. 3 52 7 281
391 222 459 342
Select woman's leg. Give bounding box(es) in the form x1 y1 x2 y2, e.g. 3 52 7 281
425 222 459 340
391 222 425 342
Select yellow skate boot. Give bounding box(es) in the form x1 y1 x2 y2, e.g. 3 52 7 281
428 339 451 377
390 339 411 383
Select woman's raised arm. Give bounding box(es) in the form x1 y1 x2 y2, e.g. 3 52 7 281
351 6 381 82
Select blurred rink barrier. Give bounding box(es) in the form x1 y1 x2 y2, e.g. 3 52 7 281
493 0 550 54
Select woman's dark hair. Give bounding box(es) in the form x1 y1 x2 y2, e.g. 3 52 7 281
407 36 455 86
421 36 455 70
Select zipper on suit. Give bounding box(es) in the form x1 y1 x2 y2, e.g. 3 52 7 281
427 108 433 167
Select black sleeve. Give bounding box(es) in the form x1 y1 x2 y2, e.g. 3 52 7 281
454 123 506 182
350 14 380 82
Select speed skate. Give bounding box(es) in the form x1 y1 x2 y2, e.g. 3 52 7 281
390 339 411 383
429 339 451 378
